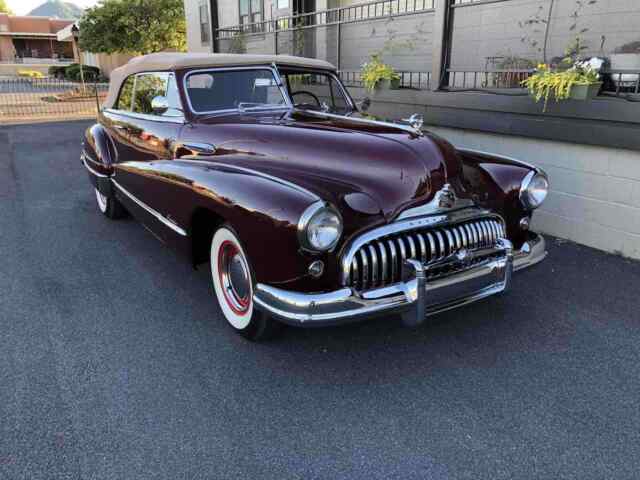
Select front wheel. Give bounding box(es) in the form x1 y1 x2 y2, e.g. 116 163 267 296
210 226 282 341
95 188 126 219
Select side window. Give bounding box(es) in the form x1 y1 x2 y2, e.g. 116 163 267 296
116 76 135 111
132 73 169 115
164 75 183 117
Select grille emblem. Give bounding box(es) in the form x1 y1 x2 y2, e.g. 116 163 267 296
437 184 457 209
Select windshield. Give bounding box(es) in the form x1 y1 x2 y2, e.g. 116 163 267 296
280 69 353 115
185 69 287 113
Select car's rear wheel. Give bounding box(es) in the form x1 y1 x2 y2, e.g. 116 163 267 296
95 188 125 219
210 226 282 341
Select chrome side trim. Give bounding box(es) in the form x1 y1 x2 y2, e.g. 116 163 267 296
81 153 110 178
111 179 188 237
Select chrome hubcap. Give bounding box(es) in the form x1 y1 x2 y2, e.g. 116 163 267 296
218 241 251 315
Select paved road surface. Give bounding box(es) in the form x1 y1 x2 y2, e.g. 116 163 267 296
1 121 639 479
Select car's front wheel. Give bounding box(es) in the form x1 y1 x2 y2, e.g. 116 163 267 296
210 226 282 341
95 188 125 219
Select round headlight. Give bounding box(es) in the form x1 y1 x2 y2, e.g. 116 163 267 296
520 171 549 210
298 202 343 252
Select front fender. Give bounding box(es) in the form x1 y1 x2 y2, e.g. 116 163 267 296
117 158 327 287
458 149 540 247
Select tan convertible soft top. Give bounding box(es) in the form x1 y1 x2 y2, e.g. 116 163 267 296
103 52 336 109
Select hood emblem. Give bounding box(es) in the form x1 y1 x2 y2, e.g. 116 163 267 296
437 183 457 209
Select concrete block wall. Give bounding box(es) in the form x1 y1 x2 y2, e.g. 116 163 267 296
339 12 434 71
428 126 640 260
450 0 640 70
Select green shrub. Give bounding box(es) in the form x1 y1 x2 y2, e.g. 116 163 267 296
48 65 67 78
63 64 102 82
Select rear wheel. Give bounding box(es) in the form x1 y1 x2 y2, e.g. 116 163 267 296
95 188 125 219
210 226 282 341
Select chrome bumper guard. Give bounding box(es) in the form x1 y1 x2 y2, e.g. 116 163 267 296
254 234 547 327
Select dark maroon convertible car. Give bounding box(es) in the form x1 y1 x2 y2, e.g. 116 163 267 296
82 53 548 340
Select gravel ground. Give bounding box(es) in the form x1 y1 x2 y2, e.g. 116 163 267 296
1 121 639 480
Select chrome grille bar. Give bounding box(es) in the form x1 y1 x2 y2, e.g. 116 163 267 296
344 215 507 291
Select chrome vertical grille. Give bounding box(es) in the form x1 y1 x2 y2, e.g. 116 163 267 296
346 216 506 291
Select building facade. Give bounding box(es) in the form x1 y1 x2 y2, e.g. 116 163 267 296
181 0 640 260
0 14 75 63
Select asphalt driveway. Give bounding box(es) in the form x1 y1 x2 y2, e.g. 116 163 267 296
1 121 639 480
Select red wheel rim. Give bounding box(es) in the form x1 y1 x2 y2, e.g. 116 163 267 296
217 240 251 316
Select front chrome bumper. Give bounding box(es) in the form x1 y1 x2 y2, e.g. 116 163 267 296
253 233 547 327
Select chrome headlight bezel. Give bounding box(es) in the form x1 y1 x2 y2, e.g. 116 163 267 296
519 170 549 210
298 201 343 252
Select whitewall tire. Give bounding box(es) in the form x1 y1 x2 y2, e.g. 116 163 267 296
95 187 126 219
210 226 282 340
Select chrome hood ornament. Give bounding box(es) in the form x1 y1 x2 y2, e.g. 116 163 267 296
401 113 424 134
437 183 457 209
396 183 474 220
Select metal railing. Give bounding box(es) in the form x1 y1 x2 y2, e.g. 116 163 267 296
340 70 431 90
445 68 534 90
606 69 640 96
444 67 640 98
0 78 109 124
217 0 435 38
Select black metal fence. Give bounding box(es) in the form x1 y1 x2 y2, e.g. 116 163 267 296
214 0 640 99
339 70 432 90
0 78 109 124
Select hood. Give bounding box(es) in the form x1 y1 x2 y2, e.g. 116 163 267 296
189 110 464 220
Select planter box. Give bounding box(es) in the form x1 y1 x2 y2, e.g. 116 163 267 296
569 82 602 100
374 78 400 92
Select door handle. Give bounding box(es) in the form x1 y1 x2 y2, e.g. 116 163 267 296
175 142 216 157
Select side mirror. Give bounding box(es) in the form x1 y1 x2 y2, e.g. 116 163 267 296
357 97 371 113
151 95 169 114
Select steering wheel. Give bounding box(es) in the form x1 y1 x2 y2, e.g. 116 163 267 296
291 90 322 109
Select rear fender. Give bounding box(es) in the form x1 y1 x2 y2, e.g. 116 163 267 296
82 123 115 196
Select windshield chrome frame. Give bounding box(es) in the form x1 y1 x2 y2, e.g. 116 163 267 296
277 66 356 114
182 65 293 116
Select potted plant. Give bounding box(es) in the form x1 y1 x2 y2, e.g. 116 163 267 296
361 54 401 93
523 63 602 111
610 41 640 89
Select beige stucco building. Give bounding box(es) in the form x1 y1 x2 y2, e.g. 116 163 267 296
0 14 75 63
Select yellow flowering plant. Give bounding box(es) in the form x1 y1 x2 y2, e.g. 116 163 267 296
361 54 401 92
522 63 601 112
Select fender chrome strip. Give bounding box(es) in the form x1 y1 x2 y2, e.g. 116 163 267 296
81 153 111 178
111 179 188 237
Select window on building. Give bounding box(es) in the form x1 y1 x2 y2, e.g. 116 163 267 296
277 0 289 9
199 1 211 45
239 0 263 27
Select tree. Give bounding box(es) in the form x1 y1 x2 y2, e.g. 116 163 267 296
0 0 13 14
79 0 186 55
